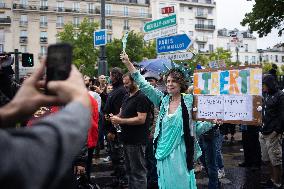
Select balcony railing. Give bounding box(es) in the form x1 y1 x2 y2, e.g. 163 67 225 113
40 37 48 43
39 6 48 11
195 12 207 18
12 3 151 18
20 36 28 43
0 17 11 25
19 21 28 27
195 24 215 30
106 10 151 18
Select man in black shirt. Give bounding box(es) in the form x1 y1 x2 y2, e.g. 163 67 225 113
104 67 128 187
110 73 150 189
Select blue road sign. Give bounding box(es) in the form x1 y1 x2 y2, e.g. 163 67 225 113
94 29 107 46
156 34 192 54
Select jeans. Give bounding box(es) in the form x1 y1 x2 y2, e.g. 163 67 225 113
216 133 224 169
200 128 220 189
124 144 147 189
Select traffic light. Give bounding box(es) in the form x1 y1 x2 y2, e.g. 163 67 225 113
22 53 34 67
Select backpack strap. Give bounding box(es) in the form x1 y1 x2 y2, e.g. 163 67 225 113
181 94 195 170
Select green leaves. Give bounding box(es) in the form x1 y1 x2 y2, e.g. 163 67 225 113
57 18 99 76
106 31 157 70
241 0 284 38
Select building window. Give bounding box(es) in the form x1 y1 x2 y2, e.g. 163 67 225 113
208 19 213 26
140 8 146 17
20 15 28 26
197 19 204 25
107 34 112 43
88 17 94 23
282 56 284 63
180 18 185 24
73 17 79 27
40 46 47 56
198 43 205 51
56 16 64 27
197 7 204 16
20 0 27 7
275 55 278 62
180 6 184 12
106 19 112 30
73 2 80 12
252 56 256 64
123 6 128 16
57 1 64 12
40 15 47 27
20 45 27 53
40 31 47 43
226 43 230 50
123 20 129 30
188 31 193 36
40 0 48 8
105 4 111 15
88 3 95 13
0 44 4 53
265 55 268 61
245 44 248 52
245 56 248 63
0 30 4 43
208 8 212 14
209 44 214 52
20 30 28 37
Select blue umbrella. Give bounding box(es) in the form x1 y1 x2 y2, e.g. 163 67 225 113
136 58 178 74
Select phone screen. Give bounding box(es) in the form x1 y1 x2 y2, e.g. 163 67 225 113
46 43 72 83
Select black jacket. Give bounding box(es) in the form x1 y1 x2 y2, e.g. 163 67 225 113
104 83 127 134
262 90 284 135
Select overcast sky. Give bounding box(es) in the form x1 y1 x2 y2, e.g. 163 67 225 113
215 0 284 49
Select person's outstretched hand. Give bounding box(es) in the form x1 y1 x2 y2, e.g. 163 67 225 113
120 51 136 73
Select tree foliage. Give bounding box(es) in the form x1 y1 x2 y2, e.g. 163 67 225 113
106 31 156 70
241 0 284 38
57 18 99 76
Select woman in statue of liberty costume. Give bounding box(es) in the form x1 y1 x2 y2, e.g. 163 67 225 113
120 52 217 189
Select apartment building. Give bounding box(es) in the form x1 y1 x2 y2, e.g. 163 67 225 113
217 28 259 65
259 44 284 67
151 0 217 53
0 0 151 75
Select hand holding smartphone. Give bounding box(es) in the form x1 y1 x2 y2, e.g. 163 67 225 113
45 43 72 94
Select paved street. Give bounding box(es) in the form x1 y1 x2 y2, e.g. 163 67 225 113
91 133 270 189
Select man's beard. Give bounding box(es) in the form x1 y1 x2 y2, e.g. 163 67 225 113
126 85 136 93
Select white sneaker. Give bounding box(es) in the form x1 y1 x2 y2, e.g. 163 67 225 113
103 156 111 162
218 169 225 179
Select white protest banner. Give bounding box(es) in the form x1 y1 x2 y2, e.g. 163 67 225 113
193 66 262 125
223 95 253 121
197 95 224 120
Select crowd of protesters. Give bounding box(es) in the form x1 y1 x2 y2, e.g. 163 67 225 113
0 50 284 189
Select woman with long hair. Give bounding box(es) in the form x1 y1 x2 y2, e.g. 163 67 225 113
120 52 216 189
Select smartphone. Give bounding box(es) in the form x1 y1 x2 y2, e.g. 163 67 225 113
46 43 72 93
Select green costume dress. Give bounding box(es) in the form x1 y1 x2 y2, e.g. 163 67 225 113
132 71 213 189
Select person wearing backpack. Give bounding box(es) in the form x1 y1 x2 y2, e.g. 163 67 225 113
120 52 216 189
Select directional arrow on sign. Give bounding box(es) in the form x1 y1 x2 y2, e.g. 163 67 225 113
156 34 192 54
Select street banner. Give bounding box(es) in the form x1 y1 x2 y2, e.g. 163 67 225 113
192 66 262 125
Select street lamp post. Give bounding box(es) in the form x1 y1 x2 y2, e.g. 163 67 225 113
98 0 108 76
